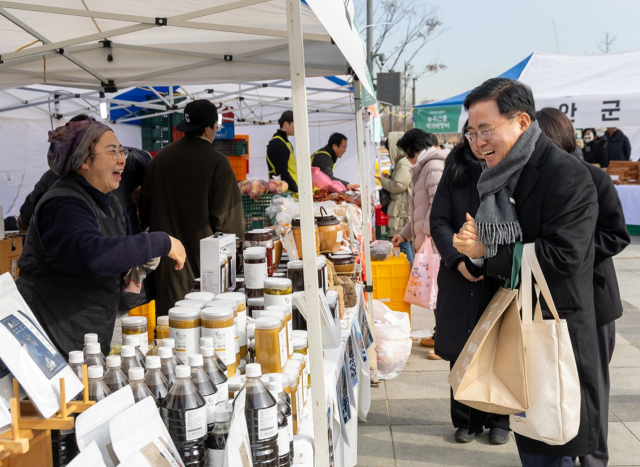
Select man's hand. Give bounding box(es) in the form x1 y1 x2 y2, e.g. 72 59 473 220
392 234 405 247
458 213 478 241
168 236 186 270
458 261 483 282
453 233 485 259
347 183 360 191
381 173 390 178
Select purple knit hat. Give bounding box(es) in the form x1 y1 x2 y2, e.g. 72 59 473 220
47 120 113 177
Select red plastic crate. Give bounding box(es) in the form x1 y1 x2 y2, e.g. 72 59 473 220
375 204 389 226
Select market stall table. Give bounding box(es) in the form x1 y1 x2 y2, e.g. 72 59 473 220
615 185 640 227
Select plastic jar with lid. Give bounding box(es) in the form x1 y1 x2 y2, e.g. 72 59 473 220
271 229 282 272
216 292 248 361
168 307 201 359
329 253 356 280
284 361 304 413
286 260 305 293
291 217 319 259
175 299 206 309
266 304 293 359
316 256 328 294
290 353 308 405
243 230 275 276
206 299 241 369
260 309 288 367
283 367 301 435
185 292 215 302
264 278 292 311
315 207 342 254
254 317 284 374
246 297 264 319
156 315 170 340
122 316 149 353
292 337 308 356
243 247 267 298
201 307 237 377
326 290 339 319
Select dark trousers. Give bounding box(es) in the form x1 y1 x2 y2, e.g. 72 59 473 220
516 434 573 466
580 321 616 467
449 362 510 431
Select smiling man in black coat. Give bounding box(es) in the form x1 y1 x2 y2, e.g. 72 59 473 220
454 78 600 466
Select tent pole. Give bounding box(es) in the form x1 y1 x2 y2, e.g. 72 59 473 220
354 77 378 383
286 1 330 467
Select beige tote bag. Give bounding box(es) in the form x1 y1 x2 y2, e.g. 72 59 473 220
509 243 581 445
448 282 529 415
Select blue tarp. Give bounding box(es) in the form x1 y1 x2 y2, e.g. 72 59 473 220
109 86 180 125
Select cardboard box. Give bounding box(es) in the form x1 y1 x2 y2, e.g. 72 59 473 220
200 233 236 294
0 234 23 280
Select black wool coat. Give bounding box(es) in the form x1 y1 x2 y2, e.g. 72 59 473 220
430 148 484 361
472 133 600 457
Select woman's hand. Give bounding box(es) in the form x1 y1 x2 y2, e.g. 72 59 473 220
453 233 485 259
392 234 405 247
168 236 186 270
458 213 478 241
457 261 482 282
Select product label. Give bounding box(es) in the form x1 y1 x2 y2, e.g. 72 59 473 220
237 310 247 347
336 230 343 244
216 382 229 409
264 293 292 310
202 326 236 365
205 393 217 424
185 405 208 441
138 332 149 354
287 414 293 442
234 316 240 356
206 448 225 467
257 405 278 440
244 262 267 289
277 426 290 456
170 326 201 360
278 328 287 368
287 320 294 357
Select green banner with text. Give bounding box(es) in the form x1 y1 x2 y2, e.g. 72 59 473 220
414 105 462 133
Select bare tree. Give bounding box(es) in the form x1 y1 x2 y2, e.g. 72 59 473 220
598 32 616 53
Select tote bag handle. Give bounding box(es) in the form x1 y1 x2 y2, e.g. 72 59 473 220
521 243 561 325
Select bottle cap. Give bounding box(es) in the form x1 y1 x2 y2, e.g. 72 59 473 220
106 355 121 368
243 246 267 260
245 363 262 378
270 372 290 389
201 307 235 321
260 310 284 322
206 299 238 311
146 356 161 369
175 365 191 379
185 292 215 302
157 316 169 326
88 365 103 379
293 337 307 351
285 360 301 372
290 353 305 364
200 346 214 357
121 316 146 327
84 333 98 344
200 336 214 348
216 292 246 306
121 345 135 358
269 380 284 394
291 330 308 339
124 335 140 347
158 347 172 359
68 350 84 364
175 299 206 309
188 354 204 367
86 342 101 355
128 367 144 381
214 406 229 422
161 338 175 348
168 306 201 320
265 304 291 317
255 317 280 330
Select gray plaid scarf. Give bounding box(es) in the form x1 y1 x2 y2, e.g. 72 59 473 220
476 120 542 257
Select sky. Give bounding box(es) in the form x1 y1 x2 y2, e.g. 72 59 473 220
366 0 640 106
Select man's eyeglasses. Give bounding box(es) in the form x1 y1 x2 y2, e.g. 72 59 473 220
464 114 520 144
94 147 129 161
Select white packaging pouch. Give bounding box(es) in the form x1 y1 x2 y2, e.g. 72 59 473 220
0 273 83 418
224 389 253 467
76 385 135 467
109 396 184 467
67 441 107 467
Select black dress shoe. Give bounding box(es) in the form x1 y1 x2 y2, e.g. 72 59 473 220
489 427 510 445
455 427 482 443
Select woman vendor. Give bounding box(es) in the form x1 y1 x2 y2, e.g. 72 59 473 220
17 119 186 357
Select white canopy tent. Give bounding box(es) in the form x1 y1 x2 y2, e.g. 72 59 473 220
414 50 640 159
0 1 378 465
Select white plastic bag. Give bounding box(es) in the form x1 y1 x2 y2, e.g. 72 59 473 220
373 301 412 380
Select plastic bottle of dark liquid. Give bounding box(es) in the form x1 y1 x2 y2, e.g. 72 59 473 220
87 365 112 402
161 365 208 466
269 375 294 465
120 345 141 376
161 338 183 366
188 354 218 431
84 343 105 370
205 405 229 467
201 346 229 409
268 382 291 467
159 347 177 387
104 355 129 393
124 335 147 369
82 333 100 359
128 367 158 405
200 337 228 376
240 363 279 467
144 356 170 405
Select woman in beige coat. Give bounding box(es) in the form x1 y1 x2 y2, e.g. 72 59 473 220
391 129 449 359
379 131 414 264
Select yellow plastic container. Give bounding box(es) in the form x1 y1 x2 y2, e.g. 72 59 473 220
129 300 156 343
371 253 412 320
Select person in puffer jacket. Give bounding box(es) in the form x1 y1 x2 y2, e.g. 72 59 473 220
379 131 413 263
392 129 449 359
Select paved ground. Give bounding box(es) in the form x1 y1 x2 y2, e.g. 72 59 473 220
358 237 640 467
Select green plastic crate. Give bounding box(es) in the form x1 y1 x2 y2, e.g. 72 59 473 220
376 225 390 241
242 193 292 231
627 225 640 236
214 139 248 156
